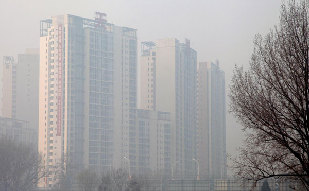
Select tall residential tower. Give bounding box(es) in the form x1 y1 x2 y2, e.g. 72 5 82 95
197 62 226 179
2 49 40 130
140 39 197 179
39 13 137 187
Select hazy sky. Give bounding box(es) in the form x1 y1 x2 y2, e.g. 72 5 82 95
0 0 282 166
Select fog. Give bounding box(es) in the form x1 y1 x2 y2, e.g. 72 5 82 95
0 0 285 189
0 0 282 159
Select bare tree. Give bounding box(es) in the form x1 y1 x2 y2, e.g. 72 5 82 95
98 173 113 191
50 166 72 191
230 0 309 189
98 168 129 191
77 169 99 191
0 137 45 191
97 168 154 191
126 177 141 191
50 154 73 191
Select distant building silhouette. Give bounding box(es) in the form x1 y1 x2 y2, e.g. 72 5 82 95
140 39 197 179
2 56 15 119
197 61 226 179
1 50 39 148
2 50 39 128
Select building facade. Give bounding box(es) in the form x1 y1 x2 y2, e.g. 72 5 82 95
139 39 197 179
133 109 171 176
2 50 40 130
0 116 37 147
197 62 226 179
39 13 137 188
2 56 16 119
139 42 156 111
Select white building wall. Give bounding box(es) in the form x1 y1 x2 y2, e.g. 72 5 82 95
38 34 52 187
155 38 178 176
2 56 15 118
140 38 197 179
112 26 137 170
139 43 156 111
197 62 226 179
16 50 39 130
39 15 85 187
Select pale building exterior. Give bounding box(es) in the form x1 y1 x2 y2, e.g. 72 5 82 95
2 50 40 130
139 42 156 110
0 116 37 147
139 39 197 179
2 56 16 118
133 109 171 176
39 14 137 188
16 50 40 130
197 62 210 179
197 62 226 179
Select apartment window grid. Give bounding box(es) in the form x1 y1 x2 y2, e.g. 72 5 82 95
88 29 114 171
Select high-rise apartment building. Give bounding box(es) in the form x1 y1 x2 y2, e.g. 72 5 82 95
140 39 197 179
197 62 226 179
39 13 137 188
2 50 39 130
